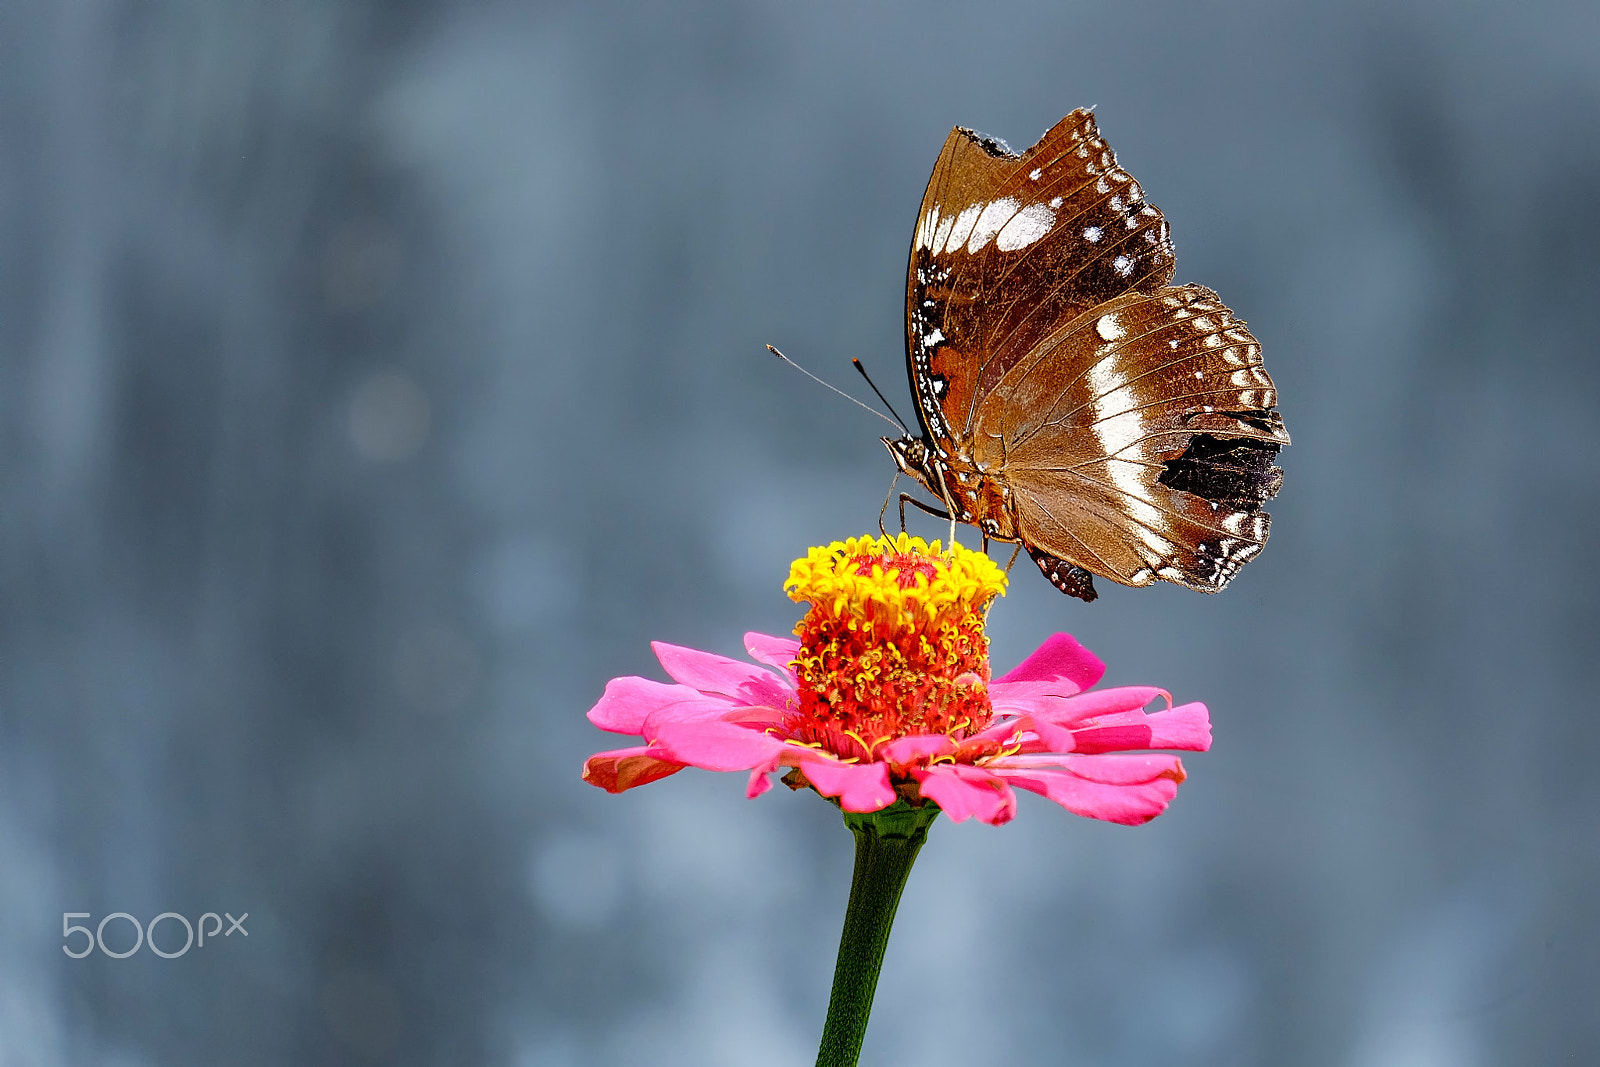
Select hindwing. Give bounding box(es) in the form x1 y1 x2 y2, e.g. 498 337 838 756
972 285 1287 591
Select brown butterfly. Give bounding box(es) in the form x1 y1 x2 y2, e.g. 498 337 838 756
884 109 1289 601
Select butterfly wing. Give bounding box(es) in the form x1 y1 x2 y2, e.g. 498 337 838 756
971 284 1289 592
904 109 1176 448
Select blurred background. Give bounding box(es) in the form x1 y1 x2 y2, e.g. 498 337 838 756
3 1 1597 1064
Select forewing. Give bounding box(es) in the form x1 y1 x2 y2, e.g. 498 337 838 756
904 109 1176 448
973 285 1289 592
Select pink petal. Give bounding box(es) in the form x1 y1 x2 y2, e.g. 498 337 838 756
793 754 896 812
992 767 1180 825
964 716 1078 756
953 713 1068 755
915 765 1017 825
986 679 1078 710
650 719 787 771
1147 702 1212 751
993 633 1104 690
1069 752 1186 784
652 641 794 708
582 746 685 793
1033 752 1189 785
1067 725 1153 754
1069 703 1211 753
719 704 790 730
588 677 735 735
744 632 801 680
745 750 784 799
640 694 751 737
994 685 1168 724
878 735 956 766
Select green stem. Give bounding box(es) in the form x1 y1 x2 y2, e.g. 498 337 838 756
814 801 941 1067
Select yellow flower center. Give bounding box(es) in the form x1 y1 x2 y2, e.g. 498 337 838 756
783 534 1007 761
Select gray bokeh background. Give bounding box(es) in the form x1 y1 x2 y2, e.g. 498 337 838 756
3 1 1597 1064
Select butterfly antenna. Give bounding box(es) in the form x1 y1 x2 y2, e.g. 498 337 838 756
765 345 903 431
850 358 912 434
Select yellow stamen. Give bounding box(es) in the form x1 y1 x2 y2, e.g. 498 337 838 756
782 534 1005 759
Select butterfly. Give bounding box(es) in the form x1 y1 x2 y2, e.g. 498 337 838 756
883 109 1289 602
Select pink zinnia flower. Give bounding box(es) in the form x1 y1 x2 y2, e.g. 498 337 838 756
583 534 1210 826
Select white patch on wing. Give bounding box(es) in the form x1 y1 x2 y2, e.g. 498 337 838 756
1028 168 1042 180
916 205 940 251
942 203 982 254
995 203 1055 251
1112 254 1133 275
1085 356 1169 561
1083 226 1102 243
966 197 1019 253
924 327 945 347
1095 314 1124 342
932 212 957 255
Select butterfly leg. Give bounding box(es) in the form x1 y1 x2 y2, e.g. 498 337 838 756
878 473 901 537
939 483 959 549
898 493 950 533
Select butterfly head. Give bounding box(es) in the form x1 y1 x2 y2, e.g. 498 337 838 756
882 435 941 496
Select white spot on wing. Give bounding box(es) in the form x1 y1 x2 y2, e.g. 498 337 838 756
1112 254 1133 275
1049 197 1064 209
1028 168 1042 180
995 203 1055 251
966 197 1019 253
942 204 982 254
1095 314 1124 342
916 205 940 251
1083 226 1102 243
